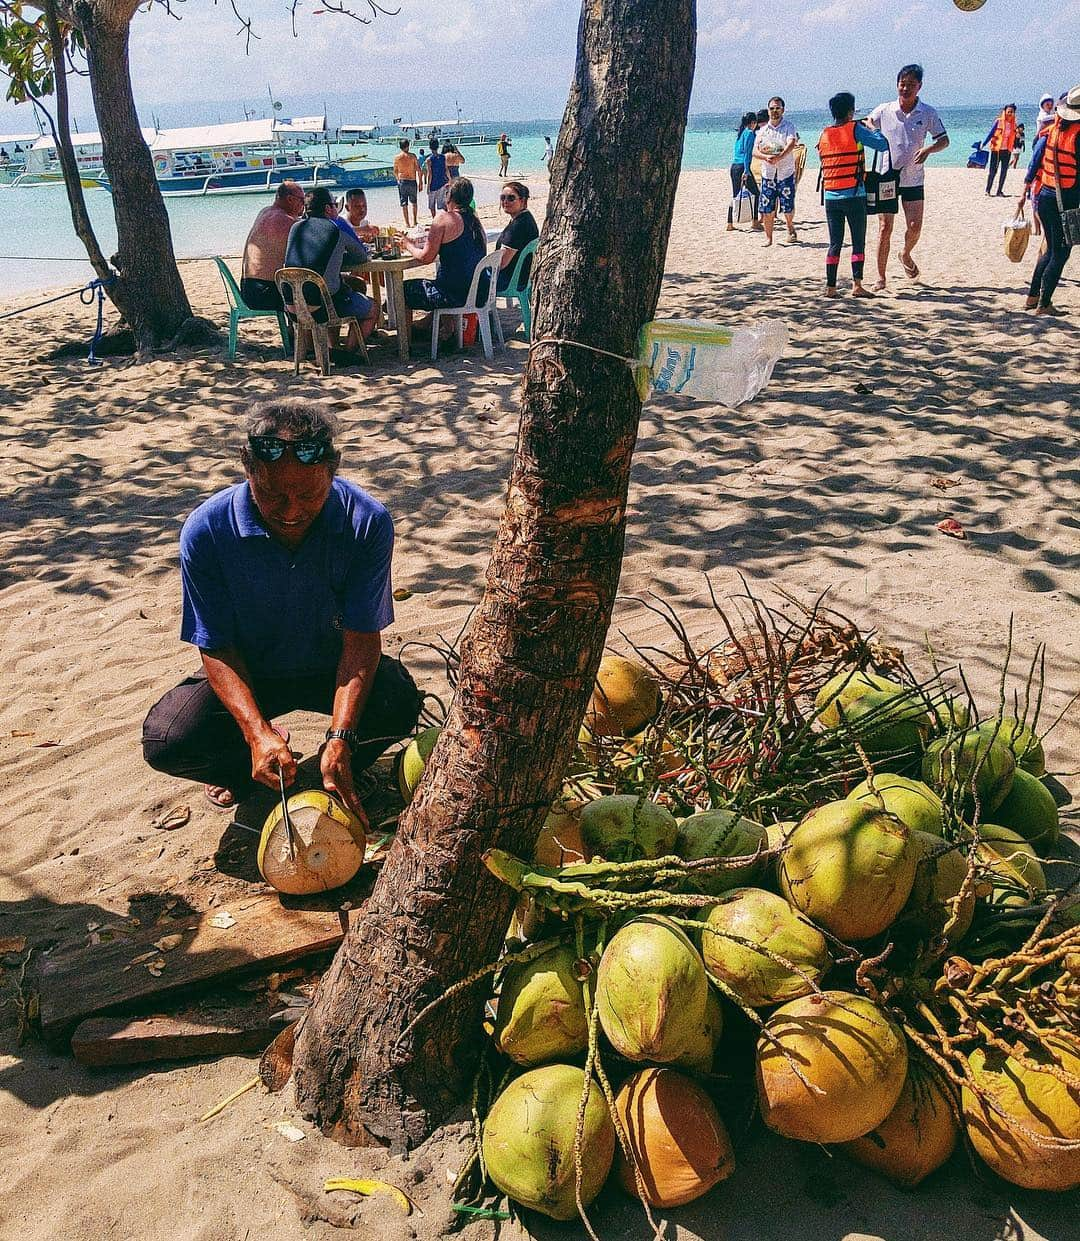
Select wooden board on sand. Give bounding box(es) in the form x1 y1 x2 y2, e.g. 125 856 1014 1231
71 1008 286 1067
38 892 355 1043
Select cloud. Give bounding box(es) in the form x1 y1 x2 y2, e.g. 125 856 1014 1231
894 3 928 31
801 1 860 25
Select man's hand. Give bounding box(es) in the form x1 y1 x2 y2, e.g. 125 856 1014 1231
913 148 931 165
321 739 369 828
249 724 296 790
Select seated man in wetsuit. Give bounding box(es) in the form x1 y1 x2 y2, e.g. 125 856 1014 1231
284 187 378 350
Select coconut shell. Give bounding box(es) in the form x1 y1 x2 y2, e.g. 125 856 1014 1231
579 794 677 863
676 810 767 896
257 790 365 895
815 669 903 729
396 725 441 802
842 1059 958 1187
901 831 975 942
848 774 945 837
779 799 916 941
615 1068 734 1207
482 1064 615 1219
493 942 588 1066
596 915 707 1063
583 655 660 738
699 887 831 1007
963 1035 1080 1191
990 768 1059 854
756 990 909 1144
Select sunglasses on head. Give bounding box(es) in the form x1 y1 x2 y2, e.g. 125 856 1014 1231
248 434 335 465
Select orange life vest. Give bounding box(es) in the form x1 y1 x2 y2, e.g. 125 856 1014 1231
817 121 863 193
1042 119 1079 191
989 111 1016 153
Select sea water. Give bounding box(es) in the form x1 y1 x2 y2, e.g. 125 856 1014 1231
0 107 1009 299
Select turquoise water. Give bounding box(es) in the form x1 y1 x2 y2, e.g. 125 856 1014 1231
0 108 1006 298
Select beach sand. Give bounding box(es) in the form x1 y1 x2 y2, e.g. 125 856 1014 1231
0 167 1076 1240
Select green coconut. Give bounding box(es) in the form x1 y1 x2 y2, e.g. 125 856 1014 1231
493 941 588 1067
579 794 678 863
989 768 1059 854
963 1035 1080 1191
975 717 1046 777
396 725 441 802
934 697 972 733
676 809 767 896
595 915 708 1063
837 689 928 767
816 669 904 728
673 988 724 1074
756 990 909 1143
482 1064 616 1219
922 732 1016 814
978 824 1047 906
900 830 975 941
699 887 831 1007
779 799 917 941
848 774 945 836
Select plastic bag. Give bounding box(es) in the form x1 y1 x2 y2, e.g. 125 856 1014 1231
1002 208 1031 263
636 318 788 409
731 188 755 225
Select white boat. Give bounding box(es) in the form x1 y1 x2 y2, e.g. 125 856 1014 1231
392 118 492 147
16 116 395 196
0 132 38 184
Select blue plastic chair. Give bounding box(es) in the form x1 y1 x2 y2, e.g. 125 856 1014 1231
214 257 290 360
496 238 537 341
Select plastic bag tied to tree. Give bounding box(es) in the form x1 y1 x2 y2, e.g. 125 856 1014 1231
636 318 788 409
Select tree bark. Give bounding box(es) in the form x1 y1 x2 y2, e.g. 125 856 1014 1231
294 0 696 1150
70 0 195 351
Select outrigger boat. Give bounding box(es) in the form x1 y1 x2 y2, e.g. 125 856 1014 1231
0 132 38 185
17 116 395 196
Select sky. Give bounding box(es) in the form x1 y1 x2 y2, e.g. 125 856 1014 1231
1 0 1077 134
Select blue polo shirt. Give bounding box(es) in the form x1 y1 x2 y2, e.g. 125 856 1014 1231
179 478 394 678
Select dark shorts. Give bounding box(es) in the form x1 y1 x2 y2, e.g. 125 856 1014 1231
899 185 925 204
404 278 460 311
333 285 374 320
239 277 283 312
398 178 418 207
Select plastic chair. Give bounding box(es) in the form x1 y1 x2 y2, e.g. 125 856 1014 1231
496 238 537 341
213 257 290 360
431 250 505 361
275 267 368 377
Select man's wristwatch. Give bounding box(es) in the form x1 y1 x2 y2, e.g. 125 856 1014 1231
324 728 360 753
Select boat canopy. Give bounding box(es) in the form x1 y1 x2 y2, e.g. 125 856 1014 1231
0 132 39 145
338 124 378 135
30 115 327 157
397 119 474 130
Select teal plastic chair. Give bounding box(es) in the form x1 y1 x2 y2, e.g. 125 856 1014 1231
214 257 290 360
496 238 538 341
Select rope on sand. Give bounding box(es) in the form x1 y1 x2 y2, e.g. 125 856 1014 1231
0 274 115 365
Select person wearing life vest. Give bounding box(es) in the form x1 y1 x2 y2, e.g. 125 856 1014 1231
985 104 1017 197
1021 84 1080 317
816 92 890 299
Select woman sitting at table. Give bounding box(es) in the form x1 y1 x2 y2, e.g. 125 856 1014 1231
402 177 487 344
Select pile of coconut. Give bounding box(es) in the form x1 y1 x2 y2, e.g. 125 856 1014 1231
399 606 1078 1227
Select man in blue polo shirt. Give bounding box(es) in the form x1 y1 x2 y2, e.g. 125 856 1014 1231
142 399 421 818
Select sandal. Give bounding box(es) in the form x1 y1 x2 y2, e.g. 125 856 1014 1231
899 254 919 279
205 785 239 812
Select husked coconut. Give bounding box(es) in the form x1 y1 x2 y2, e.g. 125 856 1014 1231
257 790 366 895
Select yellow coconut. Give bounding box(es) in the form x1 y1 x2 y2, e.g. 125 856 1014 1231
493 941 588 1066
614 1067 735 1207
257 790 365 895
901 831 976 942
756 991 909 1144
963 1034 1080 1191
842 1059 959 1187
583 655 661 738
815 668 903 728
482 1064 615 1219
533 796 591 867
779 800 916 941
848 774 945 837
396 725 441 802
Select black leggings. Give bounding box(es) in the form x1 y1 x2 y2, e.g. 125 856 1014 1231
726 163 759 223
142 655 422 795
1029 189 1075 309
986 149 1011 194
825 196 868 288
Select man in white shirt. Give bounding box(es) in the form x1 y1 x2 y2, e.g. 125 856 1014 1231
753 96 800 245
867 64 949 288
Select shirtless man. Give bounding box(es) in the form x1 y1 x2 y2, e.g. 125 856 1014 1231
240 181 305 310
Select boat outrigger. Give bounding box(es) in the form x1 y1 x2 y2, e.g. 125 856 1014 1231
15 116 395 196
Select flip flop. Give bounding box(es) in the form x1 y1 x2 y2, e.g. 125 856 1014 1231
205 785 238 812
900 255 919 279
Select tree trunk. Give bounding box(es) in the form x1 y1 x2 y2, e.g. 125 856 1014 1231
71 1 194 351
294 0 696 1150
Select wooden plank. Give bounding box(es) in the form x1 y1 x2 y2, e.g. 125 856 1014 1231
71 1008 285 1067
38 890 355 1043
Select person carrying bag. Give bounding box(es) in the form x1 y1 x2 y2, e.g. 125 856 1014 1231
1002 202 1032 263
864 145 899 216
1023 83 1080 316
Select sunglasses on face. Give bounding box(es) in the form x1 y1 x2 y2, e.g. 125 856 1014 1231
500 194 519 202
248 435 335 465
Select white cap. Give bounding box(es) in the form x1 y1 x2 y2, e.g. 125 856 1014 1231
1039 93 1054 104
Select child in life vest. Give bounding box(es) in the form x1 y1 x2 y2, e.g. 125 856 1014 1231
816 92 890 298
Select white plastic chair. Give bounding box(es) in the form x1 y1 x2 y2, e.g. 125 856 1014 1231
431 250 505 361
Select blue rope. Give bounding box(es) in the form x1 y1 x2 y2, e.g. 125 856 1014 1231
0 274 116 365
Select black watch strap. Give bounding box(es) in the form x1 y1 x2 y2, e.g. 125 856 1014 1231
324 728 359 753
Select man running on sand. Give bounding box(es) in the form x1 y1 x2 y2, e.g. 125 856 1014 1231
867 64 949 288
